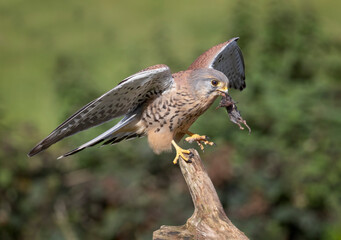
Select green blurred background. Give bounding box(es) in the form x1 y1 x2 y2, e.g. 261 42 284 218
1 0 340 239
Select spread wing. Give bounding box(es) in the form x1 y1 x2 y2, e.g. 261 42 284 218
188 37 246 91
28 64 173 156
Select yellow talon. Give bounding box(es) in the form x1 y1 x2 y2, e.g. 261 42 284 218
171 140 192 164
185 131 215 151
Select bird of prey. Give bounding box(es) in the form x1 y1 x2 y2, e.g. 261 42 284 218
28 37 245 164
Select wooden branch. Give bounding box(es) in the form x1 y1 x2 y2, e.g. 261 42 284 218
153 149 249 240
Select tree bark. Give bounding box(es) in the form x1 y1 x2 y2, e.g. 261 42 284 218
153 149 248 240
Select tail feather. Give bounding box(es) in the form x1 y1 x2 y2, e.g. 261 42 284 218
58 132 142 159
102 132 141 146
56 112 141 159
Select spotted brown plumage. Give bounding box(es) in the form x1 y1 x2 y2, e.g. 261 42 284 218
28 37 246 164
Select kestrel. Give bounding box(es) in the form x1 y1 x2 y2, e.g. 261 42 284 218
28 37 245 164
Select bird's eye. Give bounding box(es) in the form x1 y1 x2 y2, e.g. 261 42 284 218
211 80 219 86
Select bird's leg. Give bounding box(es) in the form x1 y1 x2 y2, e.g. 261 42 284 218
171 140 193 164
185 131 215 151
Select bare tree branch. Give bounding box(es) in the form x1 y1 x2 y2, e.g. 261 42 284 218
153 149 248 240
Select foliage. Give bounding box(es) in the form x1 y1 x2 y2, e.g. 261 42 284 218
0 0 340 239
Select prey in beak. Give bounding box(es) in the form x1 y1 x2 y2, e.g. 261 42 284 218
217 92 251 133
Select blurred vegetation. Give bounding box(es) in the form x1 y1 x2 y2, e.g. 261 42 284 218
0 0 340 239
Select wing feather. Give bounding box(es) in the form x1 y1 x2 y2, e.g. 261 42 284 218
188 37 246 91
28 64 173 156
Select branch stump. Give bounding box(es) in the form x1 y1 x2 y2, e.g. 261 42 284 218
153 149 248 240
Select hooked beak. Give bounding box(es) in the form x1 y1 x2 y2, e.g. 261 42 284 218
217 85 228 95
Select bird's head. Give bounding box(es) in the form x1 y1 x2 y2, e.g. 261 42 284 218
188 68 229 98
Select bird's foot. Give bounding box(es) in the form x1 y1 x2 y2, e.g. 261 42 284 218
185 133 215 151
171 140 193 164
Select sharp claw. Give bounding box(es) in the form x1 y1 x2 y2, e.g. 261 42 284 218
172 140 193 164
185 133 215 151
